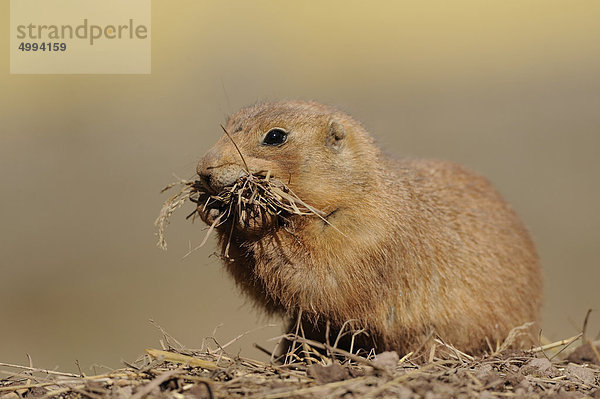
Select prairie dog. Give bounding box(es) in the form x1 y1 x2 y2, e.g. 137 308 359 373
195 101 542 354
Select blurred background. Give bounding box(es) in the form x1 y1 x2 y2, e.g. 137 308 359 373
1 1 599 373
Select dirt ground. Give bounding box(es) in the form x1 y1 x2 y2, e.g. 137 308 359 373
1 327 599 399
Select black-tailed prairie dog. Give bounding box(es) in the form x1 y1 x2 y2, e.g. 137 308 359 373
194 100 543 355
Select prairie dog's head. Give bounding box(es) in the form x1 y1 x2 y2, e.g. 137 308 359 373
196 101 379 232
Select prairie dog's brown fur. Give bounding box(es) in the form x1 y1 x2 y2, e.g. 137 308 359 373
196 101 543 354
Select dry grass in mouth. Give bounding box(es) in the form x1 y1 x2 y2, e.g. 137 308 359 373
154 172 331 254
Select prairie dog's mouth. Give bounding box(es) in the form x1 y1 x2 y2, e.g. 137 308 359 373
193 173 324 233
193 174 282 233
194 174 217 195
156 173 333 252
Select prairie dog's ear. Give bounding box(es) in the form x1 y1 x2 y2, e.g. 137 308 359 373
326 120 346 151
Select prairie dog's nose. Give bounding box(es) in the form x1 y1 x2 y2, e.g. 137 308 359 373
197 148 244 192
196 146 220 177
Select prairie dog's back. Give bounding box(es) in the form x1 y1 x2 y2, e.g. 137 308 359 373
381 157 542 351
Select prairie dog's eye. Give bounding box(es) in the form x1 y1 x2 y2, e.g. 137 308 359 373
262 128 288 146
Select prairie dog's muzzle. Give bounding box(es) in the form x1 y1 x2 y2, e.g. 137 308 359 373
197 148 245 192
